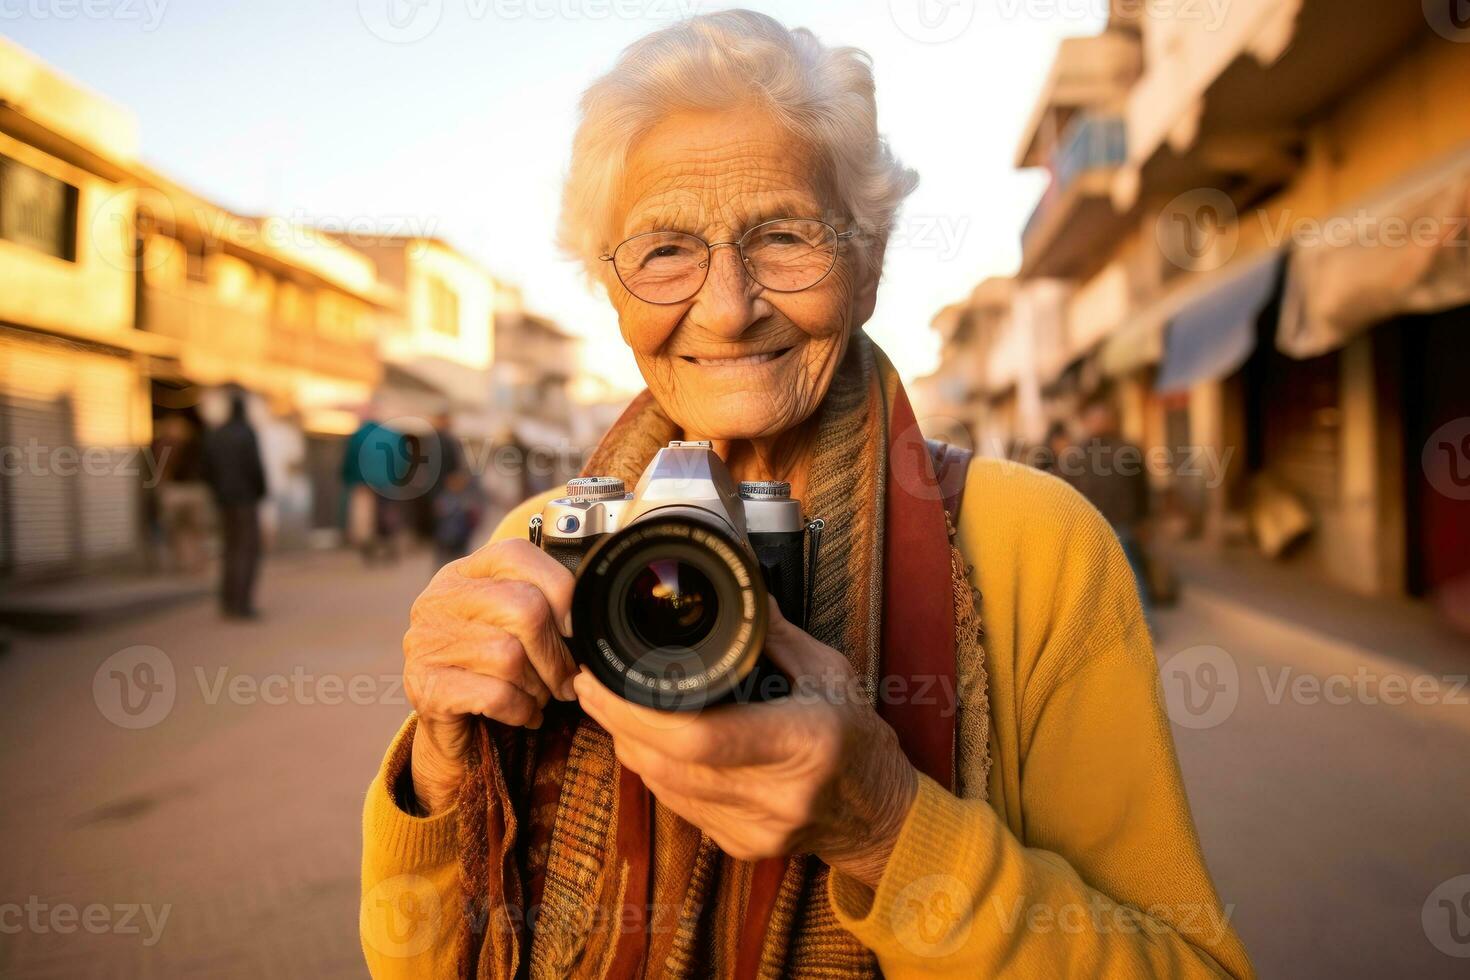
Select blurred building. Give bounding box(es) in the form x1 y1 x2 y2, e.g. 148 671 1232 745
351 234 498 435
0 38 582 584
936 0 1470 611
496 287 582 493
133 167 395 548
0 37 151 581
912 276 1014 451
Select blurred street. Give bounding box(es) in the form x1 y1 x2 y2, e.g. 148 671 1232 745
0 550 429 979
0 552 1467 978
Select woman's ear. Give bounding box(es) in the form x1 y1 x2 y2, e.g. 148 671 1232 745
851 239 887 329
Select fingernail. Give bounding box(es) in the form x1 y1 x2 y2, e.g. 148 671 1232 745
560 679 577 701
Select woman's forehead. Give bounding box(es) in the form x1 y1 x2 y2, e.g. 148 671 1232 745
618 107 830 237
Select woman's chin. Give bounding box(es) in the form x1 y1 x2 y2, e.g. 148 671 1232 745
675 396 807 442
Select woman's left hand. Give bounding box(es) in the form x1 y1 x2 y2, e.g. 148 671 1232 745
573 603 918 889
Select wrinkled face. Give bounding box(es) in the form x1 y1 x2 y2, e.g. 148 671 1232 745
606 105 873 441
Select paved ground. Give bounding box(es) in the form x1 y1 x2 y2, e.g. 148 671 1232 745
0 550 1466 978
1152 589 1470 979
0 550 431 979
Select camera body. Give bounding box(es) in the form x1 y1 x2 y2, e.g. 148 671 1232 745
531 441 818 711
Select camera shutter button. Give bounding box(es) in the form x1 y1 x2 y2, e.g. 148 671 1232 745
565 476 626 502
738 480 792 500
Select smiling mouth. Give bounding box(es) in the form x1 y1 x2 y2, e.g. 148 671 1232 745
680 347 793 367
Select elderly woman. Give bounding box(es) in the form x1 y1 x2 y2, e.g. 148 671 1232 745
361 11 1251 979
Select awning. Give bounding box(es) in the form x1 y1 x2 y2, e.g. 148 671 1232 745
1277 143 1470 359
1156 250 1283 394
1099 315 1163 378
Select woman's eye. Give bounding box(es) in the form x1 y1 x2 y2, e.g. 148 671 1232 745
764 232 799 246
640 244 693 266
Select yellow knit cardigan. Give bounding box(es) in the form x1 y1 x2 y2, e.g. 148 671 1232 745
360 459 1254 979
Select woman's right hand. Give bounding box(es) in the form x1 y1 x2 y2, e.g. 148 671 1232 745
403 538 578 814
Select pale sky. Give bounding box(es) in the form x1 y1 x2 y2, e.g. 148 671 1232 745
2 0 1103 394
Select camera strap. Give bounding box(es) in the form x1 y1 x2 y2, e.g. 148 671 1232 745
926 438 975 530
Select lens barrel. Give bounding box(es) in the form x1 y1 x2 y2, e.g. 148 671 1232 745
568 510 767 711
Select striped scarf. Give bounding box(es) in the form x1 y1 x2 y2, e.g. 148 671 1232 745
453 332 988 978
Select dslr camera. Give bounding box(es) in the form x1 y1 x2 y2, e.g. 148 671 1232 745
530 441 823 711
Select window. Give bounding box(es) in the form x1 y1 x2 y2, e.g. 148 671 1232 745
0 155 79 261
429 277 460 337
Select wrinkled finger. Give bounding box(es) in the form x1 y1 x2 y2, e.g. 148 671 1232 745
411 666 543 729
609 733 746 805
418 623 552 706
575 669 782 766
459 539 576 636
478 579 578 701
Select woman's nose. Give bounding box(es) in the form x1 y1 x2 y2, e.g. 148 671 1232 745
689 245 765 338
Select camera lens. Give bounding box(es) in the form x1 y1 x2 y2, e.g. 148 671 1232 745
626 559 719 649
568 512 769 710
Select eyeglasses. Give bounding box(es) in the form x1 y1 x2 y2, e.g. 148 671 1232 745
600 217 855 305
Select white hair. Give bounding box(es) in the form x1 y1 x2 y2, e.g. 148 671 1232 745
558 9 917 280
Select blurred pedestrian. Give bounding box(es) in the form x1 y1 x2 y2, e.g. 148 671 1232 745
342 414 407 565
425 412 471 555
201 391 267 620
1036 420 1072 475
150 413 209 574
1065 393 1153 617
431 469 484 567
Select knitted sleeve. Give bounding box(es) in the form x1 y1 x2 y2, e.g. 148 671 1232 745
826 461 1255 979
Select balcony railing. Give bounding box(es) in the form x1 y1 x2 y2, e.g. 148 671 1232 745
140 283 379 385
1022 115 1127 246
